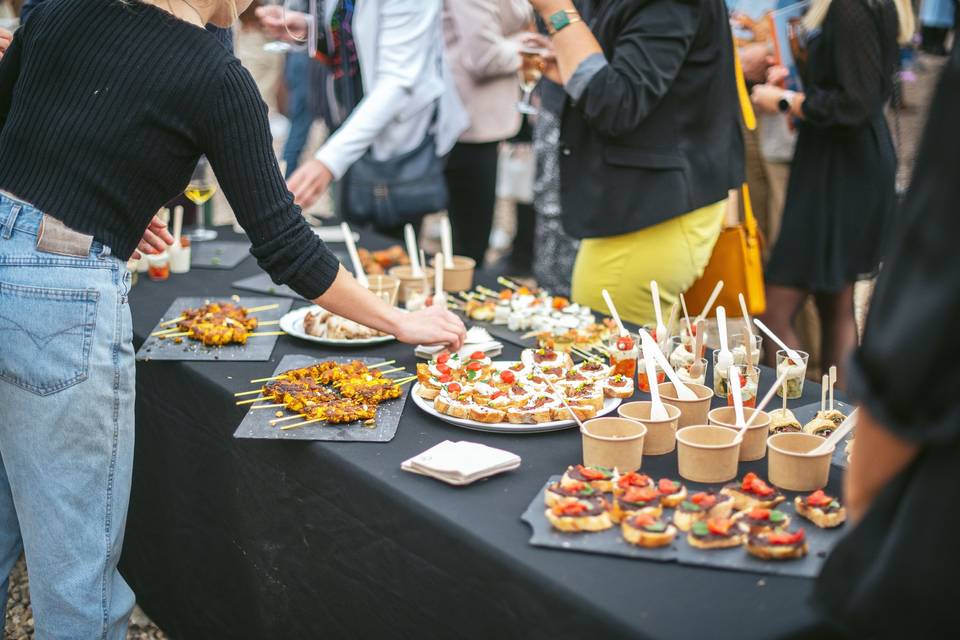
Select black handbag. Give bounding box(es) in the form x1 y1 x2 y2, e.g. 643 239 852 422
343 119 448 229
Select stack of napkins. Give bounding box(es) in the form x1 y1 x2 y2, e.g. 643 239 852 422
415 326 503 360
401 440 521 485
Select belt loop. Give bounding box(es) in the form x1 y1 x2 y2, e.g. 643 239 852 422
1 204 21 240
99 243 112 259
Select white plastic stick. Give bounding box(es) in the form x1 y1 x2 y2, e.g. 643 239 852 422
739 292 755 364
694 280 724 325
730 365 746 431
601 289 628 337
746 369 790 426
405 224 422 277
642 340 669 420
680 293 693 337
440 217 454 269
716 306 733 374
638 329 697 401
821 374 828 413
434 253 446 306
651 280 665 343
340 222 368 287
753 318 804 364
172 206 184 247
420 249 429 301
829 365 837 411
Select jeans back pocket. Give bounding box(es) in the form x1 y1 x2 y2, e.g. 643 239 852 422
0 281 98 396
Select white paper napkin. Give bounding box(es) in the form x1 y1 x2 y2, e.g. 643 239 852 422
401 441 521 485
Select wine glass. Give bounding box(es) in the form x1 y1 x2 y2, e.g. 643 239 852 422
185 157 218 242
261 0 310 54
517 44 547 115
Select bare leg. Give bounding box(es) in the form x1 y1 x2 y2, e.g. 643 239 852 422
814 285 858 390
759 284 809 367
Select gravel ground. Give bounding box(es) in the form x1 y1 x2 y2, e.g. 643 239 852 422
0 51 947 640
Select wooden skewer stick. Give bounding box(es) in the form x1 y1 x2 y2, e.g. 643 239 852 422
245 303 280 314
270 414 304 424
250 374 288 383
151 328 180 336
250 403 286 410
234 388 266 397
257 319 281 326
247 331 286 337
393 376 418 386
158 332 190 338
236 397 267 405
377 367 406 376
368 360 397 369
159 315 186 327
281 417 325 431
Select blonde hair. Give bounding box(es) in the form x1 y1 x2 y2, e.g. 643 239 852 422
803 0 915 44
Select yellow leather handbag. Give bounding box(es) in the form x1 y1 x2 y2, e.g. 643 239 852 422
682 39 766 318
683 185 766 317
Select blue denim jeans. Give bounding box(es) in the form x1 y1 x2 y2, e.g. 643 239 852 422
282 50 313 177
0 194 135 639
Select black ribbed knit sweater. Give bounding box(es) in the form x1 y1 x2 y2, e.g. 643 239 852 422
0 0 341 299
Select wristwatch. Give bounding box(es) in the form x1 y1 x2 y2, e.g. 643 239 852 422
547 9 582 34
777 90 797 113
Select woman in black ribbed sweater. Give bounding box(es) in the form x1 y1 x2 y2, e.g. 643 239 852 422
0 1 464 636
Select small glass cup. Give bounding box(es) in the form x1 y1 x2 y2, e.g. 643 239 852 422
676 357 707 387
608 334 638 379
668 335 698 371
725 364 760 408
145 252 170 282
729 333 762 366
776 349 810 399
637 356 665 393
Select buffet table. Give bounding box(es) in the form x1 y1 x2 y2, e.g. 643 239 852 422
121 226 835 639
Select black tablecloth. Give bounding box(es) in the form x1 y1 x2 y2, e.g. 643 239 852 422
122 227 835 640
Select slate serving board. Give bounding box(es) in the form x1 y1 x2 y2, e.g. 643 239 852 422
522 470 847 579
136 296 291 362
191 241 252 270
232 354 408 443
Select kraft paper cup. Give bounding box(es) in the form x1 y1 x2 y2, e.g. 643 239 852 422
767 432 833 492
580 417 647 473
708 407 772 462
430 255 476 293
618 401 681 455
658 382 713 428
388 265 435 303
675 425 741 483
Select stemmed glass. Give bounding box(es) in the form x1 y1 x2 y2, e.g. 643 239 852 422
517 44 547 115
185 157 218 242
261 0 310 54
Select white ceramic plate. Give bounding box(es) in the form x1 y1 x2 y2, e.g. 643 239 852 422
279 305 396 347
411 385 622 434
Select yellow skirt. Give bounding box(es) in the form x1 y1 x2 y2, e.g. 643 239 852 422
571 200 726 327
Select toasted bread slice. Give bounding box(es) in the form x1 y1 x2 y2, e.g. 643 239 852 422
793 496 847 528
545 509 613 532
417 385 440 400
672 509 703 532
746 539 808 560
658 484 688 509
687 532 744 549
552 404 598 422
467 405 506 423
603 375 634 399
622 521 677 548
720 487 785 511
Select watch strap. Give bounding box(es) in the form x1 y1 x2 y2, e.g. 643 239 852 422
547 9 582 34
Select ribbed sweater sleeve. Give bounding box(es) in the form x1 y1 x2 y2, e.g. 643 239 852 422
199 61 342 300
0 20 23 132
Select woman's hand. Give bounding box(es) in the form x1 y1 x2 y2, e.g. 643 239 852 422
392 304 467 351
766 64 790 86
0 28 12 59
750 83 785 114
131 215 175 260
255 5 308 43
287 159 334 209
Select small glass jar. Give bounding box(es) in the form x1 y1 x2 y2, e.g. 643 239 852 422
675 357 707 386
145 251 170 282
776 349 810 399
637 356 665 393
729 333 762 366
725 364 760 408
667 335 697 371
608 334 638 379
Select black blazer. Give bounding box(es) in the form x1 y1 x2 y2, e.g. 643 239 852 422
559 0 745 239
